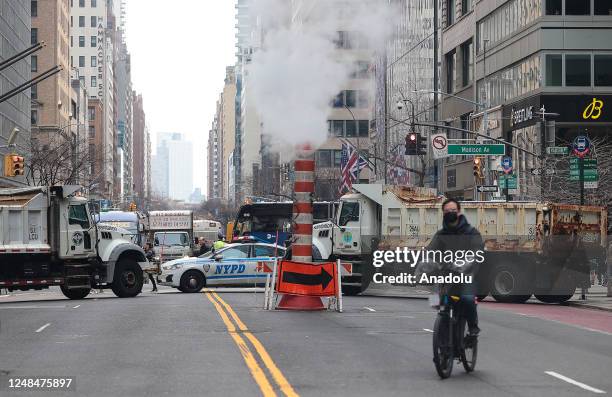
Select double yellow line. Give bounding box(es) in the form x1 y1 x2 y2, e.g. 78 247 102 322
204 289 299 397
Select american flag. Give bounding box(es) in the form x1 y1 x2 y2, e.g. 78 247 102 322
387 146 410 186
339 140 372 193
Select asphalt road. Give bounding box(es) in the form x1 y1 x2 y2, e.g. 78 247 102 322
0 286 610 397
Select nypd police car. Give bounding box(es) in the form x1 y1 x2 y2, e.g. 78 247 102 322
159 242 286 293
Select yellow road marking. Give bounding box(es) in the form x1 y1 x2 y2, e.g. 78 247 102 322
204 290 276 397
211 291 299 397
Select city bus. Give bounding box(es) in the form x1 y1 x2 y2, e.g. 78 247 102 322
232 201 336 245
194 219 223 242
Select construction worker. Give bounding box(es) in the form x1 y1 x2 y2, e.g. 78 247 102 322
213 232 226 252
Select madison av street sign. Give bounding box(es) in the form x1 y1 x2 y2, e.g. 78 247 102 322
447 144 506 155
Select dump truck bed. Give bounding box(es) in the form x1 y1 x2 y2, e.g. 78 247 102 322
0 187 51 253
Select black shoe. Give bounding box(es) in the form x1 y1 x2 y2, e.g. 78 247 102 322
468 325 480 337
152 288 158 292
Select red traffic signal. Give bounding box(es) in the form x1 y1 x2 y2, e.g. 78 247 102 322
3 154 25 177
473 157 483 178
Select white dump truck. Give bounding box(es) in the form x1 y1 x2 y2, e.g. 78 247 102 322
312 184 607 303
147 210 194 264
0 186 153 299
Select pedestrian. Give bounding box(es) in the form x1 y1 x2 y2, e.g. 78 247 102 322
213 232 226 253
143 242 158 292
427 198 484 336
199 239 212 256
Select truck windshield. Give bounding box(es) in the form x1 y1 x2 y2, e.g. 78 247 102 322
338 202 359 226
154 232 188 246
69 204 91 229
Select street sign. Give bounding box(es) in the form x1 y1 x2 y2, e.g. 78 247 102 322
502 156 513 174
572 135 591 158
275 261 337 297
569 174 598 181
498 174 517 189
447 144 506 155
477 185 498 193
569 169 598 177
546 146 569 155
569 158 597 166
431 133 449 159
584 181 598 189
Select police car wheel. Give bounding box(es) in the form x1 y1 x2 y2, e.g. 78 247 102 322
179 270 205 293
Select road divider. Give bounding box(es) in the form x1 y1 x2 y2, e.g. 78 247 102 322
204 289 298 397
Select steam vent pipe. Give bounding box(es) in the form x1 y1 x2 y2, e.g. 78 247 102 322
292 143 314 262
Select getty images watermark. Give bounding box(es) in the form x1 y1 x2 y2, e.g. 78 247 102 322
371 248 485 285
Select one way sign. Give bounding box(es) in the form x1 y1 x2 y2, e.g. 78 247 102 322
477 185 498 193
276 261 337 297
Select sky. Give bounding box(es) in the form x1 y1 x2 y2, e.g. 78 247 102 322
126 0 236 194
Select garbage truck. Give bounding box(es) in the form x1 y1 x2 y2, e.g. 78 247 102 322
312 184 607 303
0 186 153 299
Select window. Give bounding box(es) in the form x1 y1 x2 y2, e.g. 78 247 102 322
88 107 95 120
31 110 38 125
70 36 73 47
69 205 90 229
91 36 96 47
357 91 369 108
91 75 97 87
91 56 97 67
346 120 357 137
332 120 344 136
334 31 351 49
333 150 342 166
461 0 472 15
91 0 97 6
79 56 85 67
352 61 370 78
566 54 591 86
217 246 249 259
594 55 612 86
332 92 343 108
566 0 590 15
79 76 85 87
79 0 85 7
345 90 356 107
595 0 612 15
339 202 359 226
79 36 85 47
252 245 283 258
446 0 455 25
358 120 369 137
31 84 37 100
89 126 95 138
31 28 37 45
31 1 37 17
31 55 37 72
545 54 563 86
546 0 562 15
316 150 332 167
71 16 73 27
91 16 96 27
79 16 85 27
446 50 456 93
461 39 473 86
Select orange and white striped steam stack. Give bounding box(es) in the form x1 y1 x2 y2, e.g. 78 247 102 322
292 143 315 262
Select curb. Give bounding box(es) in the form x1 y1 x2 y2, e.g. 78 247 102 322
567 301 612 313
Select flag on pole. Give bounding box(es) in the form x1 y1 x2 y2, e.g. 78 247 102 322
339 140 372 193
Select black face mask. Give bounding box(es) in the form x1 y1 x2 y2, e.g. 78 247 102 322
444 212 458 224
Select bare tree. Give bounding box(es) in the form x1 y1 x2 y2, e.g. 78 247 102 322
26 128 101 187
532 137 612 207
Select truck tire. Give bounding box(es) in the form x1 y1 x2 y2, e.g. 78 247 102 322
60 285 91 300
534 294 573 304
178 270 205 293
490 264 532 303
111 259 143 298
534 272 576 304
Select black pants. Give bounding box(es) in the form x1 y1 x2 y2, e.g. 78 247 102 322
148 273 157 291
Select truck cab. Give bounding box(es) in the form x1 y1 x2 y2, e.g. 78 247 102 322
153 231 192 263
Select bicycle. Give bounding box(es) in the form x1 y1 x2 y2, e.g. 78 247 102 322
429 282 478 379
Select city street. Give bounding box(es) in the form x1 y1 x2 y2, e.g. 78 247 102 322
1 287 610 397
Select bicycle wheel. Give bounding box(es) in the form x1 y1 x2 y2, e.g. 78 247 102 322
459 317 478 372
433 313 453 379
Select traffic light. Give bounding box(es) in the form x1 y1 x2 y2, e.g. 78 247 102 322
417 133 427 155
3 153 25 177
405 133 417 155
129 202 137 211
473 157 484 179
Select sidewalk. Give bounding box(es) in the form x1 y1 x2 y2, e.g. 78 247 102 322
567 284 612 312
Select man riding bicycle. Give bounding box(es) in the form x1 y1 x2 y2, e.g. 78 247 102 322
427 198 484 336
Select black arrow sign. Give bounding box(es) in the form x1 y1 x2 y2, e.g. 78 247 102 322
282 267 333 290
477 185 498 193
